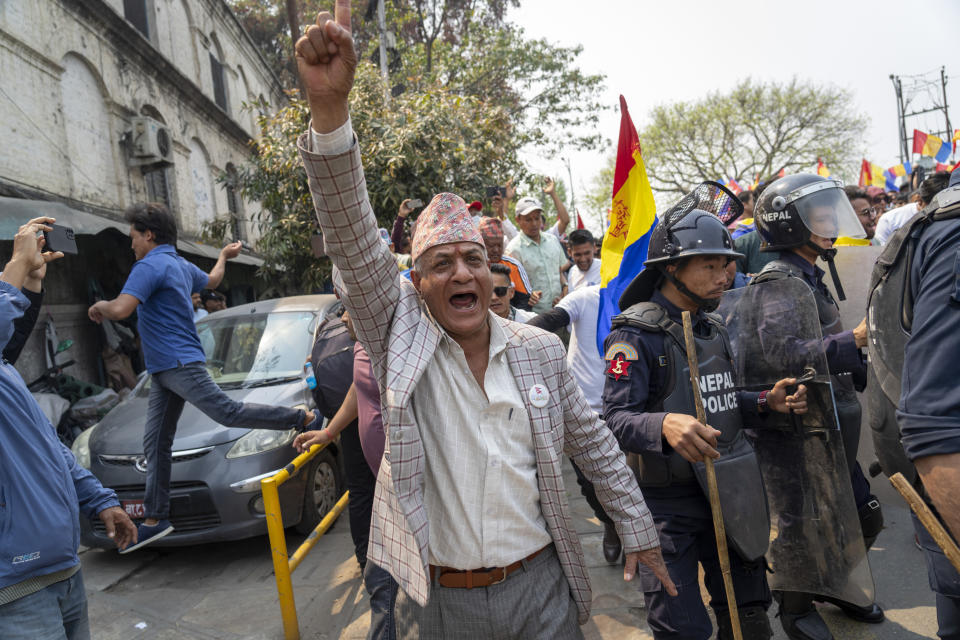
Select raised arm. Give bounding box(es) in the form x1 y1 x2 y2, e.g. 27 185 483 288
544 178 570 235
207 242 242 289
295 2 400 364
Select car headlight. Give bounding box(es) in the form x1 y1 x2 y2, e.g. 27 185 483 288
71 424 96 469
226 428 297 459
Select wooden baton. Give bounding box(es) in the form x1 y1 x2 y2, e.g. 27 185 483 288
681 310 743 640
890 472 960 574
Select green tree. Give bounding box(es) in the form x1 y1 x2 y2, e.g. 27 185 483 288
639 78 868 195
229 1 608 156
221 62 521 293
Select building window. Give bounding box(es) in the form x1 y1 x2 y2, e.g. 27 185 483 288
209 53 228 112
144 167 172 209
123 0 150 38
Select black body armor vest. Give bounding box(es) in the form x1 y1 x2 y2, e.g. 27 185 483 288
612 302 770 561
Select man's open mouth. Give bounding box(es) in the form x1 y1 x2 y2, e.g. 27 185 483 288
450 292 478 311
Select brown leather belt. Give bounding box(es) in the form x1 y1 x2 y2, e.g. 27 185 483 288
429 545 549 589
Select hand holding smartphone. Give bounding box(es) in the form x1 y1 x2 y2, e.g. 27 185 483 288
43 224 78 255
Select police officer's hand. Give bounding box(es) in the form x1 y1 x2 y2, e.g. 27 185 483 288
625 547 678 596
662 413 721 463
853 317 868 349
767 378 808 414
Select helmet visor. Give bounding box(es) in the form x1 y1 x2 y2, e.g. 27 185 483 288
793 186 865 240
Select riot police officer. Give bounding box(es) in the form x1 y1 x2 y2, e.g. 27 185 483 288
867 169 960 639
752 174 885 639
603 184 807 640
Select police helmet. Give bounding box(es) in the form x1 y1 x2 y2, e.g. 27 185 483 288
619 182 744 310
754 174 865 252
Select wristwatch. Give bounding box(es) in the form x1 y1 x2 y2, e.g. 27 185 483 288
757 390 769 413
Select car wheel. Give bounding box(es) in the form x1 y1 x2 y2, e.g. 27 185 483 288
295 449 343 535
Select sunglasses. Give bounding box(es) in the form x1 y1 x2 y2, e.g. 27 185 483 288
493 286 510 297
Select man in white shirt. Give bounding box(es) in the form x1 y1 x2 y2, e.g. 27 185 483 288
293 6 675 637
566 229 601 291
527 285 621 564
873 201 918 245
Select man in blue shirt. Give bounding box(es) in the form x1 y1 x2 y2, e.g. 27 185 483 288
88 203 320 552
0 218 136 640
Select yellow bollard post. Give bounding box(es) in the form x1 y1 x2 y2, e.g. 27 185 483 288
262 473 299 640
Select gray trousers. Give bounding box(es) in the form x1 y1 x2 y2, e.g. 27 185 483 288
394 545 582 640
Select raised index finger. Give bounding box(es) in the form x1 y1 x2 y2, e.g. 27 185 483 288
335 0 351 31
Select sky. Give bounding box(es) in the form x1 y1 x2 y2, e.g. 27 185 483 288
507 0 960 230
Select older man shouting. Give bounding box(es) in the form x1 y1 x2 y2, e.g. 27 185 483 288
293 3 675 639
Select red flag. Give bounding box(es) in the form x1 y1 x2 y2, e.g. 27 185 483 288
913 129 927 155
776 168 786 178
859 159 871 187
576 210 585 229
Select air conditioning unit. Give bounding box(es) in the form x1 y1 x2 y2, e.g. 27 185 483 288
128 116 174 166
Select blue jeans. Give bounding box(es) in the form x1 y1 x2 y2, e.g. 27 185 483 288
0 570 89 640
145 362 304 519
364 561 397 640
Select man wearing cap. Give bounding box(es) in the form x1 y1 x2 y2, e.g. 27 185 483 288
505 195 568 313
478 217 538 311
293 5 676 637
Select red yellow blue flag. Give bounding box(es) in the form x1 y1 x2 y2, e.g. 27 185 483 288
597 96 658 353
913 129 952 163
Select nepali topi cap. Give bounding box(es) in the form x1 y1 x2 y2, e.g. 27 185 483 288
410 193 484 262
477 216 504 241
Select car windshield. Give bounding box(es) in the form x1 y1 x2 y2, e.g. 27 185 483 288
191 311 316 388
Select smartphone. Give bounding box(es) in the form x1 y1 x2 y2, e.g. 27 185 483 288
485 186 507 199
408 198 423 209
43 224 78 255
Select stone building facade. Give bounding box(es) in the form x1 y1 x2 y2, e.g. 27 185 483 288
0 0 287 384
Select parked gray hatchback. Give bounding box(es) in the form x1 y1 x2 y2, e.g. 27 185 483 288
73 295 345 548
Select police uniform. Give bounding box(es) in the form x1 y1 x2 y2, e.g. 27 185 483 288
602 186 774 640
603 291 772 640
868 180 960 638
752 174 884 638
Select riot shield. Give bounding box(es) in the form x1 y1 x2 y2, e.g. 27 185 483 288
717 277 875 606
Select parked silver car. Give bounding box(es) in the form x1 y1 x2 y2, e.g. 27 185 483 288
73 295 345 548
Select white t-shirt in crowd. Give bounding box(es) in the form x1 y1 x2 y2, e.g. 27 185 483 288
568 260 601 292
511 307 536 323
502 217 519 241
874 202 919 245
556 285 603 414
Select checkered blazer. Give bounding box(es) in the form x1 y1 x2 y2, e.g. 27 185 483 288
299 135 657 624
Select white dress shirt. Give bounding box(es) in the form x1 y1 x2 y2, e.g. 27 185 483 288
411 314 552 568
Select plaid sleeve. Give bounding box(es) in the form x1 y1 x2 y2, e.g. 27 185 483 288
298 132 401 365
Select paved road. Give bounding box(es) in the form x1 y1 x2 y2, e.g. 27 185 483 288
82 450 937 640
